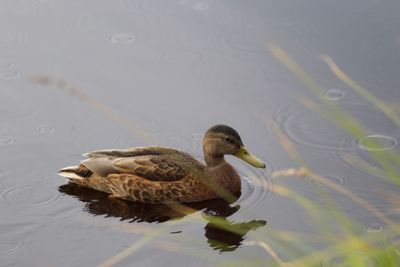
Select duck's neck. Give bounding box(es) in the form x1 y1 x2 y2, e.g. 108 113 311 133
204 154 226 168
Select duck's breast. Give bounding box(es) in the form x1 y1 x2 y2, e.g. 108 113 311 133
211 163 241 195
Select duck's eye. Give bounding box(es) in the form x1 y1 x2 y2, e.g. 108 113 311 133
225 137 234 144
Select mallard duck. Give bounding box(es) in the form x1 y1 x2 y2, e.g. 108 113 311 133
58 125 265 203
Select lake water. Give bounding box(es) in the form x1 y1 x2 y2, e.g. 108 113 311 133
0 0 399 266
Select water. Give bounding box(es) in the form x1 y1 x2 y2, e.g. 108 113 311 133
0 0 399 266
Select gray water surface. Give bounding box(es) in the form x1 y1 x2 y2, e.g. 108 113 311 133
0 0 399 266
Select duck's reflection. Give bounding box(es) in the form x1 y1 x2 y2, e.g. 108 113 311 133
59 183 266 252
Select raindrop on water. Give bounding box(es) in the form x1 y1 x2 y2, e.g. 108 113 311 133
0 138 14 145
358 134 397 151
0 70 21 80
109 33 136 44
38 126 56 134
320 88 346 101
365 223 385 233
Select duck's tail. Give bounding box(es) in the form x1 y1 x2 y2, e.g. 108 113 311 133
58 165 93 180
58 165 111 193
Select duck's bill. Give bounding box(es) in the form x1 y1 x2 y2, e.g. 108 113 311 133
234 146 266 168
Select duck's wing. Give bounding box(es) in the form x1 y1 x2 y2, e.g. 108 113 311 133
81 147 201 182
84 146 181 158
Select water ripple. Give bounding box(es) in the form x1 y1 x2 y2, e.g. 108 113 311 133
0 241 31 266
236 160 276 209
308 174 347 188
0 137 14 145
109 33 136 44
320 88 346 101
0 70 21 80
1 184 60 208
37 126 56 134
337 150 400 183
364 222 386 233
358 134 398 151
273 107 356 153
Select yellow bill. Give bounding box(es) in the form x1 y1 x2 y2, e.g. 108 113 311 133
234 146 266 168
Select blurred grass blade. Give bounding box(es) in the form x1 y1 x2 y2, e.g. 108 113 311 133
29 75 159 145
268 44 324 96
321 55 400 128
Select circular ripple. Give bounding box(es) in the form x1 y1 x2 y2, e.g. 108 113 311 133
365 223 385 233
0 241 30 266
308 175 347 187
358 134 398 151
0 70 21 80
0 137 14 145
1 184 60 208
109 33 136 44
236 160 275 209
274 108 357 153
37 126 56 134
320 88 346 101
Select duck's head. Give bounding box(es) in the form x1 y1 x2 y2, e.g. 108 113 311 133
203 124 266 168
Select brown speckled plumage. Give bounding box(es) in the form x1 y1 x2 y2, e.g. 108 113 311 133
58 125 265 203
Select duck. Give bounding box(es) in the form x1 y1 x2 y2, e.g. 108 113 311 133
58 124 266 203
